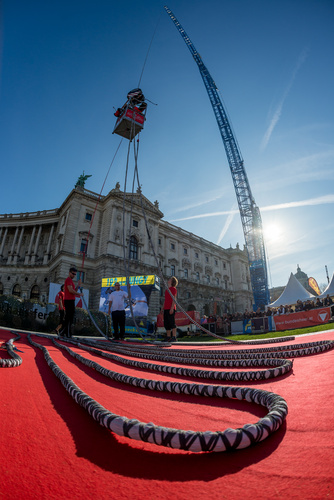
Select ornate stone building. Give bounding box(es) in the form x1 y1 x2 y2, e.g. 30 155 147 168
0 183 253 319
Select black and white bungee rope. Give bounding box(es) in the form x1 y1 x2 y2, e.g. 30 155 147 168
66 341 293 382
0 333 23 368
67 338 294 381
75 336 334 362
28 333 288 453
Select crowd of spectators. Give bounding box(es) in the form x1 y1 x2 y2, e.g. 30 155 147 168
199 294 334 333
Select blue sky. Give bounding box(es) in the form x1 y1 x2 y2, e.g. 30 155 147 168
0 0 333 290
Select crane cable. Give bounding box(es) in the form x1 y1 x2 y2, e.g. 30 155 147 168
120 131 168 344
76 15 163 344
137 15 161 88
79 139 123 276
79 11 160 280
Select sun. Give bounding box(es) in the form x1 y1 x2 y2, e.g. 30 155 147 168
263 223 283 244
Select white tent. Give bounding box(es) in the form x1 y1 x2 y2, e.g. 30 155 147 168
269 272 316 308
319 273 334 298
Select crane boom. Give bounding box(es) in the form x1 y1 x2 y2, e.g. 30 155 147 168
164 5 270 309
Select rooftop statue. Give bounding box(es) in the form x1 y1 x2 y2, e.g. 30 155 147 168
75 171 92 188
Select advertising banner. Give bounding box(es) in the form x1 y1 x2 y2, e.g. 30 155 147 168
156 310 200 328
308 277 321 296
99 275 160 333
273 307 331 331
48 283 89 310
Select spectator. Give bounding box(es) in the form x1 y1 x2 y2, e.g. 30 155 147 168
60 267 83 338
315 297 323 308
324 295 333 306
54 285 65 335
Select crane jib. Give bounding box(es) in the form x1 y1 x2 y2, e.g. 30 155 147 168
164 5 270 309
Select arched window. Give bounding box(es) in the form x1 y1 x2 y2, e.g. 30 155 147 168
30 285 40 300
12 284 21 297
129 235 138 260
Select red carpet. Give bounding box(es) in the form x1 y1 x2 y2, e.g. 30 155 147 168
1 328 334 499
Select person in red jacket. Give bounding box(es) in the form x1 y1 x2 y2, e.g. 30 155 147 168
160 276 178 342
59 267 83 338
54 285 65 335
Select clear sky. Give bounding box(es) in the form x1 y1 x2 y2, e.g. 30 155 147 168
0 0 333 290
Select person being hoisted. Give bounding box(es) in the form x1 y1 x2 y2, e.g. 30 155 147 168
113 88 147 141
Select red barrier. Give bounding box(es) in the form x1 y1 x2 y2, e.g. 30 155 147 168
156 310 200 328
273 307 331 331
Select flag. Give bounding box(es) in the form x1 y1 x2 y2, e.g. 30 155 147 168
308 277 320 296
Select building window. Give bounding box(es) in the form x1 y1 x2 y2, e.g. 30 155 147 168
186 291 191 299
223 262 226 269
171 243 175 250
12 284 21 297
195 252 199 258
171 265 175 275
196 272 200 280
216 277 220 285
85 213 92 221
158 238 161 245
184 269 188 279
206 275 210 284
30 285 39 300
205 256 209 263
224 280 228 290
215 259 218 266
133 220 138 228
80 239 88 254
0 282 3 295
76 271 85 283
184 248 187 255
129 236 138 260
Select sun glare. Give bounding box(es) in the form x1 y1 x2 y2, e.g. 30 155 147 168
263 223 283 244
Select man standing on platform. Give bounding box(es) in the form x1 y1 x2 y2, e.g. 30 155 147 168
60 267 83 338
108 282 128 340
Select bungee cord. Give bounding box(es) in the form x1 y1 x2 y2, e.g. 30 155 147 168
79 138 123 277
0 332 23 368
120 130 163 344
27 332 289 453
4 328 333 452
65 336 295 382
75 335 334 362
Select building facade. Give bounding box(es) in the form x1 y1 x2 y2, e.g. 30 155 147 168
0 183 253 319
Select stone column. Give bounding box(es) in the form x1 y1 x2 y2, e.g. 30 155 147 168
8 227 19 264
31 225 42 265
0 227 8 256
44 224 55 264
13 227 25 264
25 226 36 264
